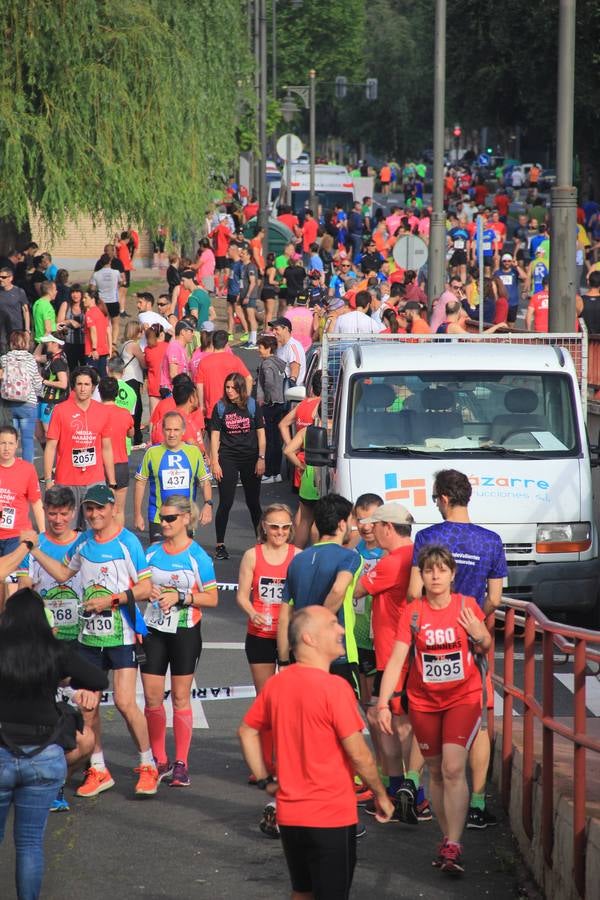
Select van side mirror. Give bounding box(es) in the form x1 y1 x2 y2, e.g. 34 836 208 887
305 425 332 467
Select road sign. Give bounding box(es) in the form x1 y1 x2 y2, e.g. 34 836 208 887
392 234 429 271
478 152 490 166
277 133 303 162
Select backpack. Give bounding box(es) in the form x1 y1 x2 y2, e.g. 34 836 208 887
1 352 33 401
216 396 257 419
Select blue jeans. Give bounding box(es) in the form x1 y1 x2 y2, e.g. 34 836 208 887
7 402 38 463
0 743 66 900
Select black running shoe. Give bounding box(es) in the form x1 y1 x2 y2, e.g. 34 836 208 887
394 777 418 825
214 544 229 560
466 806 497 829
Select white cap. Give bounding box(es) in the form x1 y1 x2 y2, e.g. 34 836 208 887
501 253 513 262
39 333 65 346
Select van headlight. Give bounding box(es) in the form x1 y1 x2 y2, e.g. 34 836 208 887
535 522 591 553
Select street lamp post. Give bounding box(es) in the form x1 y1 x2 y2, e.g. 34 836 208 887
281 73 316 214
258 0 269 253
428 0 447 314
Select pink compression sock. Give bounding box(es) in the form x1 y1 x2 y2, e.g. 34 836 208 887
173 708 193 765
144 705 167 765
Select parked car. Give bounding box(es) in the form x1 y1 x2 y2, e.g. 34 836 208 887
539 168 557 192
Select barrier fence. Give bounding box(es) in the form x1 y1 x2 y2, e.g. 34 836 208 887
487 599 600 897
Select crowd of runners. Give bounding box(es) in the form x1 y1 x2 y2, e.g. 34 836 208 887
0 160 585 898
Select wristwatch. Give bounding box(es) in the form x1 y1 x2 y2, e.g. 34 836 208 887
108 483 118 490
258 455 265 460
178 591 190 607
111 594 121 610
21 540 34 551
204 499 213 507
256 775 275 790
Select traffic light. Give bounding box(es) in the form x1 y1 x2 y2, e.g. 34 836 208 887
453 124 462 138
487 146 493 154
335 76 347 99
366 78 378 100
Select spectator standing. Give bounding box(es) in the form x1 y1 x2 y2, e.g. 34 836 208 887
256 334 287 483
160 320 194 395
0 333 43 462
57 282 86 370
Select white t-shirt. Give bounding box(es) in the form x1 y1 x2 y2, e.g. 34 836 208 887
91 267 121 305
276 336 306 386
333 310 384 334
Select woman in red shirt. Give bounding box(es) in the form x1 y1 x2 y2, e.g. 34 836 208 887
143 325 168 415
236 504 300 776
82 289 111 378
377 545 491 875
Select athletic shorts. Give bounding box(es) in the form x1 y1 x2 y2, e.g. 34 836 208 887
123 271 131 287
329 661 360 701
38 401 55 425
76 642 137 672
409 702 481 757
141 622 202 677
371 669 407 716
507 305 519 324
357 647 376 677
242 296 257 310
215 256 229 271
105 301 120 319
279 824 356 898
450 249 467 267
114 461 130 490
227 294 240 305
245 632 278 665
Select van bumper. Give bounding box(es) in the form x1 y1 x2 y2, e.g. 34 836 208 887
505 558 600 612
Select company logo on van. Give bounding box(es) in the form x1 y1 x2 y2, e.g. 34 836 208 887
384 473 427 506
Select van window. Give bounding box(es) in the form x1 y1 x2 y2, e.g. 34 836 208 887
348 371 579 457
291 191 354 214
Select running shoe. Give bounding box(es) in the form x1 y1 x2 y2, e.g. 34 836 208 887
170 761 191 787
356 786 374 804
119 311 130 318
394 777 418 825
157 760 173 783
416 798 433 822
432 837 449 868
248 773 258 785
134 764 159 796
228 334 235 343
214 544 229 560
259 802 280 839
238 332 249 343
273 474 282 483
262 475 275 484
363 799 377 816
50 786 70 812
131 442 148 451
466 805 497 829
356 823 367 838
76 766 115 798
244 342 258 350
440 841 464 874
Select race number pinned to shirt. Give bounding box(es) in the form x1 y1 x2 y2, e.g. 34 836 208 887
257 576 284 605
161 468 190 491
422 651 464 684
83 610 115 637
0 506 16 529
48 598 78 626
72 447 96 468
144 603 179 633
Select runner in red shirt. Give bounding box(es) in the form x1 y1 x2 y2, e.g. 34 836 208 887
0 425 44 558
377 545 491 875
209 218 232 296
194 331 252 418
99 377 134 526
301 209 318 257
150 376 206 452
236 503 300 777
240 605 393 893
45 366 116 528
143 327 168 415
83 290 111 378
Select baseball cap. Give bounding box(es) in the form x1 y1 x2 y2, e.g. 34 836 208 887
268 316 292 330
39 332 65 346
200 321 215 332
501 253 513 261
83 484 115 506
180 269 196 280
361 502 413 525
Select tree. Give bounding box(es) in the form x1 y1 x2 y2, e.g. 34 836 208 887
0 0 252 233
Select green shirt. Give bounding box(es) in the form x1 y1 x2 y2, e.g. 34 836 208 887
115 380 137 454
186 288 211 325
32 298 56 342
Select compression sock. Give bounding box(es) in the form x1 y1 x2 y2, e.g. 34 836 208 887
144 705 167 765
90 751 106 771
470 792 486 810
139 748 154 766
416 785 426 805
173 708 193 765
406 770 421 788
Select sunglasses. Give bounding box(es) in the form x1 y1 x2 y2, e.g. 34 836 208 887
0 275 10 280
159 513 183 522
157 302 169 308
266 522 292 531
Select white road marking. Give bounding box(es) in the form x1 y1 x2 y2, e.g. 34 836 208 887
554 674 600 717
204 641 245 650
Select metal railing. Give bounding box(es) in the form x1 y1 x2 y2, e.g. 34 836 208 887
487 599 600 897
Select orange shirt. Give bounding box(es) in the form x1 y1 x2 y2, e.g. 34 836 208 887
380 165 391 183
360 543 413 669
409 316 431 334
150 397 205 449
103 405 134 464
194 352 251 417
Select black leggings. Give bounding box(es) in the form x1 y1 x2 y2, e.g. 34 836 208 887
215 455 262 544
261 403 285 476
126 378 144 444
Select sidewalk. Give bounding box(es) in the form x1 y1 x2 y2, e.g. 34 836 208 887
492 715 600 899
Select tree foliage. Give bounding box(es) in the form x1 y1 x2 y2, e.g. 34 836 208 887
0 0 252 232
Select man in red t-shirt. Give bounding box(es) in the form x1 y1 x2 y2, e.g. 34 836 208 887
150 375 206 453
195 329 252 418
45 366 116 528
301 209 318 263
526 277 549 332
239 605 393 895
353 502 419 820
99 376 134 526
209 218 232 296
0 425 44 567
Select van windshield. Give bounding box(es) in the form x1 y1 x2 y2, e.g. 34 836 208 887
291 190 354 214
348 371 579 457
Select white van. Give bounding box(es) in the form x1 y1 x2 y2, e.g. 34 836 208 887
279 164 355 214
303 333 600 622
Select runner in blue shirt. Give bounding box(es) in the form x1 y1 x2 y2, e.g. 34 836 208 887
407 469 506 831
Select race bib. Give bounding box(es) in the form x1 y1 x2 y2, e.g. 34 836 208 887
422 650 464 684
72 447 96 468
482 241 492 252
144 603 179 633
258 576 284 605
83 610 115 636
353 595 366 615
0 506 15 529
453 239 465 249
161 468 190 490
48 598 78 626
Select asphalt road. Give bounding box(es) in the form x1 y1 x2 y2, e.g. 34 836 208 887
0 441 538 899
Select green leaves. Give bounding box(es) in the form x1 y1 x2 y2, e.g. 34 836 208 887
0 0 251 233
